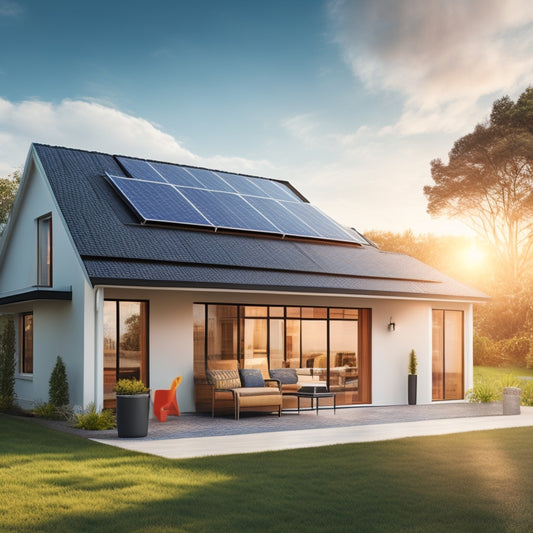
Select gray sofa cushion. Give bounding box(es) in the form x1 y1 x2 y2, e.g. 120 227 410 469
269 368 298 384
239 368 265 387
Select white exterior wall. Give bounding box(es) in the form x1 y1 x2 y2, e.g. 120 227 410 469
102 287 474 413
0 154 92 409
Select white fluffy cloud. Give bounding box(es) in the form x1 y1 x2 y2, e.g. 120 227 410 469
0 97 270 177
328 0 533 134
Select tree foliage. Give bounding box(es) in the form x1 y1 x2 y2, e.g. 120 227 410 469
0 317 16 410
0 170 21 235
49 356 70 407
367 230 533 366
424 87 533 283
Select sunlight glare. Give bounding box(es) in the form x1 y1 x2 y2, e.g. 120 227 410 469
465 243 485 266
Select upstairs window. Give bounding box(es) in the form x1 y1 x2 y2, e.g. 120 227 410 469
37 214 52 286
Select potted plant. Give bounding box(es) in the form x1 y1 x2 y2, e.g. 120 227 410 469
408 349 417 405
115 378 150 438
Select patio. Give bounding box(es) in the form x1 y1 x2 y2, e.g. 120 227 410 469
34 403 533 459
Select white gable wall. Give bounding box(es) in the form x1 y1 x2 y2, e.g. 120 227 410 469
0 152 92 409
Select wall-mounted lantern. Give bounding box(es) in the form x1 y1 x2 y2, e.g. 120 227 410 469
388 317 396 332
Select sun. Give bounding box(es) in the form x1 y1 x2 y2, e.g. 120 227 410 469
465 243 486 266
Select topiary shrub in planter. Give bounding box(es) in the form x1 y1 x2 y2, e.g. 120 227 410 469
408 349 417 405
115 378 150 438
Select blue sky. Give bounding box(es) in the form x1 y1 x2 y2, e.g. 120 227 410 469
1 0 533 235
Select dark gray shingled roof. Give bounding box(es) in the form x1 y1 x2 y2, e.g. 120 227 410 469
33 143 488 301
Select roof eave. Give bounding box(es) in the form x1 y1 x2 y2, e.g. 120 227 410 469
89 277 489 303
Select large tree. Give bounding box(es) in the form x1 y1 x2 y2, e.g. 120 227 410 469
0 170 21 236
424 87 533 284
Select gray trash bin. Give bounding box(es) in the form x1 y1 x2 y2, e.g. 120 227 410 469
503 387 521 415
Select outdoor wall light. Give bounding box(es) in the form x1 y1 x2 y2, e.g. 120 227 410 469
388 317 396 332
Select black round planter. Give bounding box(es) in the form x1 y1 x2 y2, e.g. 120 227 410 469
116 393 150 438
408 374 417 405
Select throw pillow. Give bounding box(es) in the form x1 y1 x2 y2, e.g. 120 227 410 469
239 368 265 387
269 368 298 384
207 369 241 389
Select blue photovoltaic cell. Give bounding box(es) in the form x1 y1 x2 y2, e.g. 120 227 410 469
151 162 203 188
116 156 166 183
184 167 236 192
214 171 268 197
178 188 280 232
281 201 354 242
253 178 301 201
108 176 211 226
245 196 320 237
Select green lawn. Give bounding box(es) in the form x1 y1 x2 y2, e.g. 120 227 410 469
475 365 533 382
2 415 533 532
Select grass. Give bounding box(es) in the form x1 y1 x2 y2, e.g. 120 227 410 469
475 365 533 382
2 414 533 532
472 366 533 404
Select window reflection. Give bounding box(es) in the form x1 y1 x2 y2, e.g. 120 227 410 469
195 305 368 405
103 300 148 408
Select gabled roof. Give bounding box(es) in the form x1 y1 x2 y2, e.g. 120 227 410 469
31 143 487 301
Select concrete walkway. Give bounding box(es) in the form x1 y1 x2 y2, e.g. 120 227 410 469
89 403 533 460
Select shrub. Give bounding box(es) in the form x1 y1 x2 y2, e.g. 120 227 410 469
114 378 149 395
74 403 116 430
408 349 417 375
497 373 521 390
49 356 69 407
32 402 73 421
466 379 499 403
0 317 16 410
521 381 533 406
473 334 499 366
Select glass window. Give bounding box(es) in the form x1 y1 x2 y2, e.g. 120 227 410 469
243 306 268 317
286 307 301 318
207 305 239 369
269 319 285 369
193 304 206 380
21 313 33 374
193 303 371 405
103 300 148 408
301 307 327 319
269 306 284 318
242 318 268 374
37 215 52 286
432 310 464 401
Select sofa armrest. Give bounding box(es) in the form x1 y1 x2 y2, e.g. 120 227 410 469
211 386 237 418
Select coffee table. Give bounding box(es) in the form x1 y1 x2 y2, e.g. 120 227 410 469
295 386 336 415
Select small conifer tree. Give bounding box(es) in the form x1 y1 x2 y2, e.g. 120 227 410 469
408 349 418 375
0 317 16 410
49 356 69 407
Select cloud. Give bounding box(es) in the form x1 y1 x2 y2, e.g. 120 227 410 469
328 0 533 134
0 1 23 17
0 97 271 177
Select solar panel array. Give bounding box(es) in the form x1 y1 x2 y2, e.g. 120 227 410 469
107 156 367 244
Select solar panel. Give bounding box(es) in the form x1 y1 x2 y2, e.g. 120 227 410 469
281 202 355 242
109 156 365 244
179 189 280 233
151 162 203 188
108 175 211 226
184 167 235 192
244 196 319 238
116 156 167 183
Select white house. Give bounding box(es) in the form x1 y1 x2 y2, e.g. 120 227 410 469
0 144 488 413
